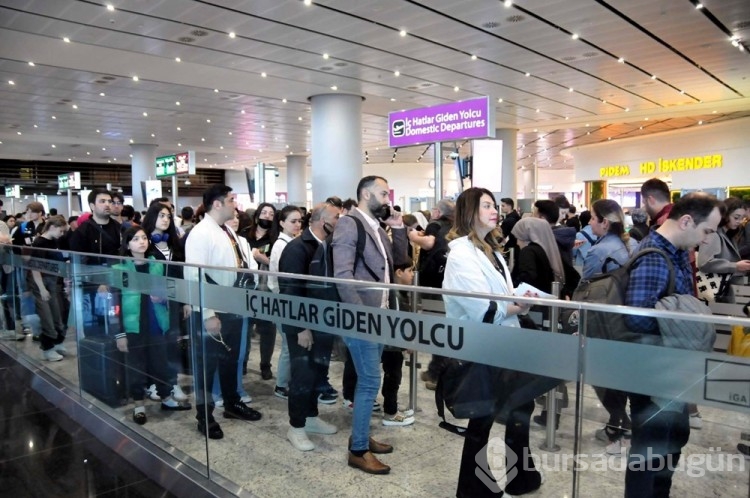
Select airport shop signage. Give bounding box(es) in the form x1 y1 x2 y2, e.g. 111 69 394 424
388 96 494 148
5 185 20 198
600 153 723 179
58 172 81 190
156 151 195 178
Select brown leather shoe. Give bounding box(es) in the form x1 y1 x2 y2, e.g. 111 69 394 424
348 436 394 454
348 451 390 475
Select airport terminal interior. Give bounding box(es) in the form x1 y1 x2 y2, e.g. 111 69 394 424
1 1 750 497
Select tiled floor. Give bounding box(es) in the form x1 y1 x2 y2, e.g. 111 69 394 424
7 332 750 498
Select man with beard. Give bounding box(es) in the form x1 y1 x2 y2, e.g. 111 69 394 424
332 175 408 475
641 178 673 229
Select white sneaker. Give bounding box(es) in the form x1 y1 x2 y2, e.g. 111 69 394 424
171 384 188 402
689 413 703 430
305 416 338 435
287 427 315 451
240 394 253 404
145 384 160 401
53 344 68 355
382 411 415 427
214 398 224 408
43 349 63 362
401 408 415 418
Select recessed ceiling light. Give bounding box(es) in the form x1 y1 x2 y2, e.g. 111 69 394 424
454 86 459 92
504 0 512 7
651 74 657 80
282 98 287 103
695 3 703 9
28 61 35 66
698 120 703 125
129 139 134 143
86 151 90 155
565 116 569 120
644 117 649 120
712 110 717 114
102 147 106 151
178 143 182 147
228 32 236 38
176 126 181 131
175 101 180 105
8 80 14 85
399 30 407 37
206 119 211 123
51 116 56 119
99 92 105 96
498 98 503 103
63 37 70 43
175 57 181 62
535 108 540 113
214 88 219 93
625 107 630 112
142 112 148 117
331 85 338 90
33 124 38 128
680 90 685 94
471 55 477 60
390 98 396 102
150 133 155 137
323 53 329 59
617 57 625 63
285 145 289 149
220 146 224 150
298 116 302 121
261 72 267 78
201 137 205 141
228 131 232 135
585 123 590 127
106 4 114 12
602 100 607 104
304 0 312 5
132 75 139 81
72 104 78 109
571 33 579 40
51 144 56 148
524 72 530 77
394 70 400 77
96 129 100 133
68 158 72 161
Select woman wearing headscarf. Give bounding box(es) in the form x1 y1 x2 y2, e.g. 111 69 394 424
511 217 565 296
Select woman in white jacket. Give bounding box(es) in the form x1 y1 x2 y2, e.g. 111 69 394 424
442 187 541 498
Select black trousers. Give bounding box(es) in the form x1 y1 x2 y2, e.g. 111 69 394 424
342 347 357 401
192 312 243 422
126 331 171 401
255 319 276 370
457 400 538 498
381 349 404 415
594 387 631 430
286 330 334 428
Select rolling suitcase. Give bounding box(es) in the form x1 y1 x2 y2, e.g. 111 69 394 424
79 335 126 407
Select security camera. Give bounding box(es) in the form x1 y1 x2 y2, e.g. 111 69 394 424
449 151 460 160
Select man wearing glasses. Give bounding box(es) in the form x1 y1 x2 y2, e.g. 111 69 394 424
109 191 125 225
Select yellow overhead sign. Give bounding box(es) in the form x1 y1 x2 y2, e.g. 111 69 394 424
600 154 723 178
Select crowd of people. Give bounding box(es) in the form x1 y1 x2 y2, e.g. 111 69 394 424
1 176 749 497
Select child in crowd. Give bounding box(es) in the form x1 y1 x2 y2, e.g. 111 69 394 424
380 258 416 426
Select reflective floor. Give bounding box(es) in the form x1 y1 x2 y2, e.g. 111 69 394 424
0 351 177 498
4 330 750 497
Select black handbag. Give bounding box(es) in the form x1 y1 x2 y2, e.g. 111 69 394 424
435 302 498 435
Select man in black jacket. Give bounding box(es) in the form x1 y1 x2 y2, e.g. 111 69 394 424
68 188 122 337
278 202 341 452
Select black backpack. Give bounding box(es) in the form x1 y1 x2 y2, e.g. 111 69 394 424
417 219 451 288
307 215 378 301
563 248 674 341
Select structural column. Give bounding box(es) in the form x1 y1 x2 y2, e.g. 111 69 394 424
309 94 363 204
286 155 307 207
495 128 518 201
130 144 158 211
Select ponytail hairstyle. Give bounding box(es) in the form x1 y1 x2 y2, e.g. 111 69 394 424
592 199 631 253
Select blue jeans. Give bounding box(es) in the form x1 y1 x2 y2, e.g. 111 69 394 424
275 329 291 389
343 337 383 452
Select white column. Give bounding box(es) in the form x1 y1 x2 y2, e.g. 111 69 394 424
130 144 158 211
286 155 307 207
495 128 518 201
310 94 363 204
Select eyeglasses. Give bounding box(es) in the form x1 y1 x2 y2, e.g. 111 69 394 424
112 201 124 206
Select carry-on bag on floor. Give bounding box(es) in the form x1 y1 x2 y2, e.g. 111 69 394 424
79 335 126 407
